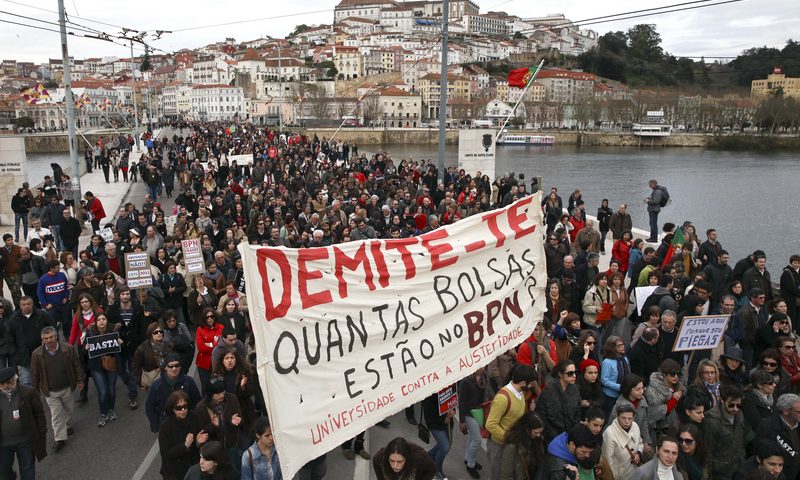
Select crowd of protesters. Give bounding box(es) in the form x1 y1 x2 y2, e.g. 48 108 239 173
1 118 799 480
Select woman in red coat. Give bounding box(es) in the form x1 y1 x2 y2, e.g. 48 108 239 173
195 307 224 395
83 191 106 233
611 231 633 273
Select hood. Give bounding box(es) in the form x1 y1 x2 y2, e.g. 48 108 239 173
547 432 576 463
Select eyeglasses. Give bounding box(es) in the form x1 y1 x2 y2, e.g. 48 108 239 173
726 402 742 410
678 437 695 445
564 371 577 377
206 315 215 319
173 405 189 411
585 341 596 345
152 330 163 335
666 371 680 377
166 363 181 369
781 345 796 350
763 361 779 367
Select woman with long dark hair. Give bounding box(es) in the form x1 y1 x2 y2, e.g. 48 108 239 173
183 441 234 480
158 390 206 480
600 335 630 418
752 348 791 397
577 359 603 416
195 308 224 394
675 423 706 480
372 437 436 480
499 412 546 480
83 313 120 427
535 360 581 442
569 330 599 366
212 347 255 442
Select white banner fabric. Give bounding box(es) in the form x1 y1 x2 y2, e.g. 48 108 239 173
238 194 547 478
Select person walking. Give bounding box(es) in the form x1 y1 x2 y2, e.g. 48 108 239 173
36 260 71 340
82 313 121 428
158 390 206 480
83 192 106 234
644 179 667 243
0 367 48 480
29 326 85 452
2 234 23 308
59 208 82 259
241 417 283 480
422 388 455 480
458 367 492 478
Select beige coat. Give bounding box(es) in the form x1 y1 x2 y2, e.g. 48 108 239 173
602 416 643 480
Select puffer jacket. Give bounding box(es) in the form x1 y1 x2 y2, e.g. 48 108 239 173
645 372 685 441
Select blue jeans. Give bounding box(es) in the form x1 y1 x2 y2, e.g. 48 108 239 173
46 304 71 339
50 224 63 250
116 351 138 400
14 213 27 242
428 425 452 476
0 441 36 480
648 210 659 241
90 367 118 414
17 366 30 386
464 416 482 468
148 185 159 201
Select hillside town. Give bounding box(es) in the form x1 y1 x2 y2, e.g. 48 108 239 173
0 0 796 133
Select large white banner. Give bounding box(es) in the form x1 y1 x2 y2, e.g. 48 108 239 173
239 194 547 478
458 128 497 176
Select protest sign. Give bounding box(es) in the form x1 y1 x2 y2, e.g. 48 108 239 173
95 227 113 243
181 239 205 274
635 286 658 316
125 252 153 289
86 332 122 359
239 194 547 478
437 386 459 415
673 315 729 352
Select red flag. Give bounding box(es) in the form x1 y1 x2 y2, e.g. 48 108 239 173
661 228 686 268
507 67 534 88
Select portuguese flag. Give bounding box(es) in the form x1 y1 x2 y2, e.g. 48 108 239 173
661 227 686 269
508 66 537 88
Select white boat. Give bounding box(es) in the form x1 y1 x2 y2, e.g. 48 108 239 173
496 134 555 145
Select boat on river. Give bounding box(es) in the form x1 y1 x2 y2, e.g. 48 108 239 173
496 134 555 145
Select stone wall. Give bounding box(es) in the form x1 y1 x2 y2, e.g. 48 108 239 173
24 133 109 154
0 137 28 226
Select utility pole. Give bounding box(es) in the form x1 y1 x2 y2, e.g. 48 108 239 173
57 0 81 198
130 40 141 151
437 0 449 183
278 41 283 131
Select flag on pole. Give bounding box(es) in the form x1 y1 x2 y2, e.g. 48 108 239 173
661 228 686 269
99 98 110 111
21 87 38 105
34 82 51 102
507 66 538 89
81 93 92 106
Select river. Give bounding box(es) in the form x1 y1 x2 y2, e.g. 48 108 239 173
28 144 799 273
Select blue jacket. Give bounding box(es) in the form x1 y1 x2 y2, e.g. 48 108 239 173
37 271 69 307
627 248 643 278
601 356 629 398
241 442 283 480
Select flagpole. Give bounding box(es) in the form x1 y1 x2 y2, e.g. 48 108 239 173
58 0 82 197
51 101 93 148
494 59 545 143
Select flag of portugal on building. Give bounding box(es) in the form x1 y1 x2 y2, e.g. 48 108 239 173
507 66 538 88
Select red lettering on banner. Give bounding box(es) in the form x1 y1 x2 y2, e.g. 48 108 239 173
256 249 293 321
334 244 376 299
369 241 390 288
507 196 537 239
385 237 419 279
481 210 506 247
298 249 333 310
421 229 458 270
465 240 486 252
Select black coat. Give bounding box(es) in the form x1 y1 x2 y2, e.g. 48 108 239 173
630 340 662 386
536 382 581 442
59 217 82 249
0 386 47 461
741 389 774 433
756 413 800 480
160 273 187 310
158 412 202 479
195 393 242 449
10 308 55 367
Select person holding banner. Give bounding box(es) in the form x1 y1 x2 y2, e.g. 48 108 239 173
83 313 121 428
422 387 456 480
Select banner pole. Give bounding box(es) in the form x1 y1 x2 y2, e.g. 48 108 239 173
495 59 545 144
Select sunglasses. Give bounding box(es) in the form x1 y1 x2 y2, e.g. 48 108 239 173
206 315 216 319
173 405 189 411
152 330 163 335
666 371 680 377
585 341 596 345
726 402 742 410
564 371 577 377
166 363 181 369
782 345 796 350
678 437 695 445
763 361 779 367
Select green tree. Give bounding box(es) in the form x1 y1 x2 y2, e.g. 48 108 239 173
291 24 313 37
627 24 663 62
599 31 628 53
14 116 34 129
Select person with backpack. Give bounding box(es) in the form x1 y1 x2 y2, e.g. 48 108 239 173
644 179 669 243
486 364 537 480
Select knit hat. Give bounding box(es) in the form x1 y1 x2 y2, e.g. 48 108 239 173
579 359 600 373
0 367 16 383
165 353 181 366
207 377 226 395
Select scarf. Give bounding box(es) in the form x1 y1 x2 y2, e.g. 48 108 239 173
753 388 774 409
616 357 630 386
704 381 721 406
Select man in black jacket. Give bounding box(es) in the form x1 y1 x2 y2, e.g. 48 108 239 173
630 327 662 386
704 250 733 304
11 188 30 243
756 394 800 480
0 367 48 478
107 287 146 409
144 353 201 432
9 297 54 386
780 255 800 332
58 207 82 259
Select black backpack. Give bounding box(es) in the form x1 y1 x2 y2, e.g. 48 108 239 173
658 186 670 207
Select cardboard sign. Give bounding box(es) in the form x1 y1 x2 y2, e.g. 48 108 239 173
673 315 730 352
95 228 113 242
87 332 122 359
437 385 459 415
125 252 153 289
239 194 547 478
181 239 205 274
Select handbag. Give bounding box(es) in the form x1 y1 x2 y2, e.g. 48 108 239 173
101 355 117 372
597 303 613 324
417 405 430 444
141 368 160 388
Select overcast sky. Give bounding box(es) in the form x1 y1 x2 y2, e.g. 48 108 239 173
0 0 796 63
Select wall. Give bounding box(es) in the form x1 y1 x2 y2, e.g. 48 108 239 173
0 137 28 225
24 133 109 154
